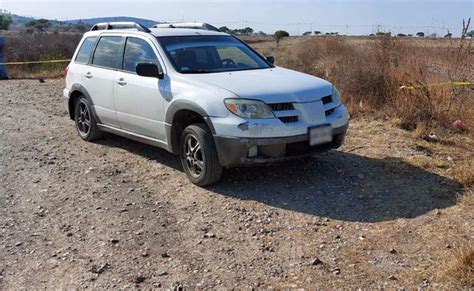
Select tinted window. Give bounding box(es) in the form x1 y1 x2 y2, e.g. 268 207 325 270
217 46 259 68
75 37 97 64
92 36 123 69
159 36 271 74
123 38 159 72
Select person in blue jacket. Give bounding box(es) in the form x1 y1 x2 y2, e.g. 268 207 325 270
0 36 8 80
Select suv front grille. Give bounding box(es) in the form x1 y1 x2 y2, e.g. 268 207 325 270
279 116 299 123
268 102 294 111
322 95 332 104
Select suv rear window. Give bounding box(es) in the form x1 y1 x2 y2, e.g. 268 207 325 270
75 37 97 64
92 36 124 69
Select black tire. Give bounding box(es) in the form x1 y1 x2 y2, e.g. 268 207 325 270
180 123 223 186
74 96 102 141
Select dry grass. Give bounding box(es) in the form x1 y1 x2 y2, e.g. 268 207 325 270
3 32 82 78
458 189 473 209
271 34 473 136
452 159 474 187
443 244 474 287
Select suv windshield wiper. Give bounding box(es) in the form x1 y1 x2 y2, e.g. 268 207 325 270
181 69 211 74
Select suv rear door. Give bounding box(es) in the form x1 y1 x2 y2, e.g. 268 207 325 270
84 35 124 128
114 36 167 141
68 36 97 90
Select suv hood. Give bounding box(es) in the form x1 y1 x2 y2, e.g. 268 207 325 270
180 67 333 103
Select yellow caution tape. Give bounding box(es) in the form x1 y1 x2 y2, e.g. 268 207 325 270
400 81 473 90
0 59 71 65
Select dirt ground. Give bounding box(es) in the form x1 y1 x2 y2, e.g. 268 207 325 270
0 79 472 289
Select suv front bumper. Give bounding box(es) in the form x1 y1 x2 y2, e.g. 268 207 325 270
214 123 348 167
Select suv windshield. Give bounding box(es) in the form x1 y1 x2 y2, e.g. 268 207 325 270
158 35 271 74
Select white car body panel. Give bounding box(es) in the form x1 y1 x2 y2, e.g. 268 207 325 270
83 67 120 127
114 71 167 140
182 67 333 103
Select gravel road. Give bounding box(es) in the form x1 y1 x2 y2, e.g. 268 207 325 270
0 79 470 289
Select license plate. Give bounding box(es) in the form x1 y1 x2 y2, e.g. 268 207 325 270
309 125 333 146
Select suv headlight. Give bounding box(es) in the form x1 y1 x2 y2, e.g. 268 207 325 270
224 99 274 119
332 87 341 106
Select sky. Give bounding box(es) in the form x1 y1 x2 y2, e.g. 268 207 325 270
0 0 472 36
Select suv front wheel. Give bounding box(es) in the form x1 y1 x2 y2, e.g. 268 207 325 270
74 97 102 141
180 124 223 186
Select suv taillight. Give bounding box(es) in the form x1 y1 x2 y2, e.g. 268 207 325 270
64 66 69 78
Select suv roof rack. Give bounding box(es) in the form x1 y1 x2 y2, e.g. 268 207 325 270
90 22 151 33
152 22 220 32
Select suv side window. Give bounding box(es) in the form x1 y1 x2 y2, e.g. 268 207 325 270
75 37 97 64
92 36 124 69
123 37 159 73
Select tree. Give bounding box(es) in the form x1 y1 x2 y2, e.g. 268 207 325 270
0 14 13 31
303 31 311 36
314 31 321 35
219 26 231 33
234 27 253 35
275 30 289 44
376 31 390 37
397 33 407 37
244 27 253 34
25 19 51 33
416 31 425 37
467 30 474 38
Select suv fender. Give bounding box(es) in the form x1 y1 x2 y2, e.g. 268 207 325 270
165 100 216 154
67 84 101 123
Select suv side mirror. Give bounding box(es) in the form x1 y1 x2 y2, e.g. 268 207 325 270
266 56 275 65
136 63 164 79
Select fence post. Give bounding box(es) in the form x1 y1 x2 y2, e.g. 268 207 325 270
0 36 8 80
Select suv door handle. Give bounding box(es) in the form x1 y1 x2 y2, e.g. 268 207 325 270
116 78 127 86
84 72 93 79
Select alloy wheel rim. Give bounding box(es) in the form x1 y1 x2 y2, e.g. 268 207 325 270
77 102 91 135
185 134 204 177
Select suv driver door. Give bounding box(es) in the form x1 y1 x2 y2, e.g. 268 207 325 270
114 36 167 141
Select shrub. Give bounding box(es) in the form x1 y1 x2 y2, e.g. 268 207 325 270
4 32 82 78
275 21 473 134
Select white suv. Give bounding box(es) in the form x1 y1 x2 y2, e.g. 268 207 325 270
64 22 349 186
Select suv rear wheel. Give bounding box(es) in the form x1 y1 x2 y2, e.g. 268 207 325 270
180 123 222 186
74 97 102 141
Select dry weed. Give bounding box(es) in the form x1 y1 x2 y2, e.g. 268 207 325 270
443 243 474 287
